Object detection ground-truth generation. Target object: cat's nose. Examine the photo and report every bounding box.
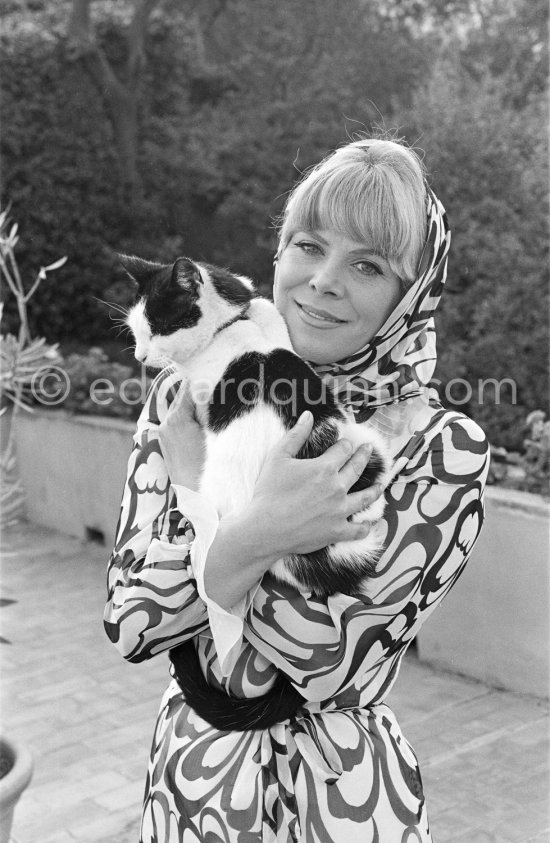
[134,348,147,363]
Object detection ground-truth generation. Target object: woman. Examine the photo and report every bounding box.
[104,138,489,842]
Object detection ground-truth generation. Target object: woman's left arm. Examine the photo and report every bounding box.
[243,414,490,703]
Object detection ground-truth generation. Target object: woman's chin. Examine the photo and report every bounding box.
[282,311,354,364]
[288,338,334,365]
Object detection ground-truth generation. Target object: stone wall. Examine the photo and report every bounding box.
[14,410,550,697]
[14,410,134,551]
[417,486,549,698]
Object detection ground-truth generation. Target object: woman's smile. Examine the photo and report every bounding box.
[295,300,348,325]
[273,228,402,363]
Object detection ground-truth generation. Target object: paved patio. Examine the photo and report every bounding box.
[1,521,548,843]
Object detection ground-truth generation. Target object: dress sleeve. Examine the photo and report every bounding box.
[243,414,490,704]
[103,370,210,662]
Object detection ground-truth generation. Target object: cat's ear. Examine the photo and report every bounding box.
[172,257,203,292]
[118,254,167,291]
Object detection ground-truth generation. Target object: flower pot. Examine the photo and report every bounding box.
[0,735,33,843]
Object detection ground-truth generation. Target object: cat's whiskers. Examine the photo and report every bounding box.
[93,296,130,318]
[93,297,134,339]
[111,320,132,339]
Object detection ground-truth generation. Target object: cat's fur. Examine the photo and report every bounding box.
[123,254,391,597]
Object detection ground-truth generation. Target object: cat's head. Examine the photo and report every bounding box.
[120,255,255,369]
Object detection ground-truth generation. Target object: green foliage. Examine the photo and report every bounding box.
[0,333,60,411]
[32,347,153,420]
[0,207,64,417]
[181,0,429,285]
[397,47,548,449]
[1,0,429,337]
[2,5,128,340]
[1,0,548,449]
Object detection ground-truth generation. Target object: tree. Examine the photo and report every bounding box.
[460,0,549,104]
[64,0,232,208]
[177,0,430,282]
[397,35,548,448]
[66,0,160,207]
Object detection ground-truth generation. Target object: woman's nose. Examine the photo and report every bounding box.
[308,264,344,297]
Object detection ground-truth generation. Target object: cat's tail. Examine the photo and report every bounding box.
[169,640,304,730]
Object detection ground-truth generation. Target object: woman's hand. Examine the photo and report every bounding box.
[158,384,205,491]
[247,410,383,560]
[203,411,383,609]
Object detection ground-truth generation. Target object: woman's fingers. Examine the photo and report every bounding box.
[338,442,373,489]
[171,383,193,414]
[164,383,199,427]
[345,484,384,519]
[276,410,315,457]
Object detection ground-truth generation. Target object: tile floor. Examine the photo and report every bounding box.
[1,523,548,842]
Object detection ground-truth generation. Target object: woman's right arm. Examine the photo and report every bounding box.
[104,370,210,662]
[105,380,376,663]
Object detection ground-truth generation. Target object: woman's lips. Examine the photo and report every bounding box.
[296,301,347,325]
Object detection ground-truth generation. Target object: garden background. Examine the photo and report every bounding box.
[1,0,548,449]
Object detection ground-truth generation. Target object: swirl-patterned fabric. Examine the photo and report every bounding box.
[104,370,489,842]
[104,186,490,840]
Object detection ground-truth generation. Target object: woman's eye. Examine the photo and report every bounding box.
[354,260,382,276]
[294,240,322,255]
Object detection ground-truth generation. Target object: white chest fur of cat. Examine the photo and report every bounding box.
[123,254,390,597]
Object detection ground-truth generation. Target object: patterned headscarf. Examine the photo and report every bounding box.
[311,189,450,424]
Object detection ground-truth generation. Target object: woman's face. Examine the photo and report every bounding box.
[273,229,403,364]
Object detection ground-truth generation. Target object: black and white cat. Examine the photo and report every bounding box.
[122,254,391,597]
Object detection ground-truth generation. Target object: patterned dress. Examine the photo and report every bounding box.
[104,370,488,843]
[104,190,490,841]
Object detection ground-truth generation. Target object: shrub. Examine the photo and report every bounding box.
[31,347,153,420]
